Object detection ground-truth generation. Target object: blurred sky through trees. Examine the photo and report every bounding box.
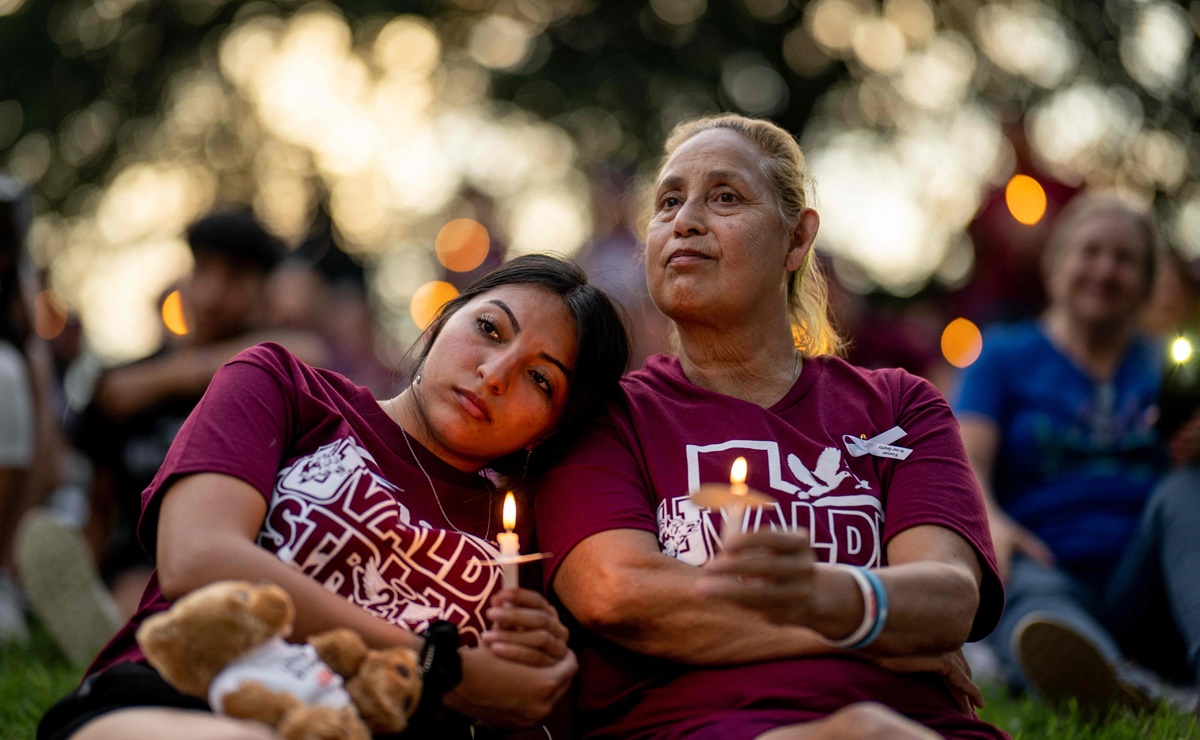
[0,0,1197,363]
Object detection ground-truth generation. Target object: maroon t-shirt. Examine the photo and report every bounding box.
[88,343,526,675]
[535,354,1005,740]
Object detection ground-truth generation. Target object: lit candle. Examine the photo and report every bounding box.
[497,492,520,590]
[1173,337,1193,366]
[725,456,749,540]
[688,457,772,543]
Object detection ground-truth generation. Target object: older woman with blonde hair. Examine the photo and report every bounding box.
[535,114,1005,739]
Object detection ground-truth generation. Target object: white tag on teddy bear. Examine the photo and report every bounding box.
[208,636,352,714]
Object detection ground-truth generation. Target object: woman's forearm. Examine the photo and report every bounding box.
[555,530,839,665]
[850,561,979,656]
[862,524,983,656]
[156,473,423,652]
[158,530,423,651]
[563,527,983,664]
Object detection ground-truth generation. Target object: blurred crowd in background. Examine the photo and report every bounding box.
[2,0,1200,702]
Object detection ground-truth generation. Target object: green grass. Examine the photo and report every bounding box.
[3,626,1197,739]
[977,684,1200,738]
[1,623,84,740]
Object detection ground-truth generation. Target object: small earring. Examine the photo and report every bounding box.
[522,448,533,479]
[413,372,422,385]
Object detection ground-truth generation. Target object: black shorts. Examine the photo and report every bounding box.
[38,662,209,740]
[37,661,471,740]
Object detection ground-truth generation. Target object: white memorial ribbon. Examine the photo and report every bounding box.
[842,426,913,460]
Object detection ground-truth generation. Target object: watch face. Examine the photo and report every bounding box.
[421,620,463,691]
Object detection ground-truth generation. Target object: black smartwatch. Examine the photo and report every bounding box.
[419,620,463,703]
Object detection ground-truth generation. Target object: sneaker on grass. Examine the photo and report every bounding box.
[15,509,123,667]
[1012,612,1157,716]
[0,569,29,643]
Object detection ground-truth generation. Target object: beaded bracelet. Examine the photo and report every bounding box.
[823,564,888,650]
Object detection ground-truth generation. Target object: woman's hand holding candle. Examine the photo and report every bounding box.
[482,491,573,667]
[481,589,572,667]
[694,458,855,630]
[699,527,822,625]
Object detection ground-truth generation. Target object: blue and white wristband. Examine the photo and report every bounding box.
[824,564,889,651]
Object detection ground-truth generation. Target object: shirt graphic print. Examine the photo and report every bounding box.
[262,436,503,644]
[656,437,883,567]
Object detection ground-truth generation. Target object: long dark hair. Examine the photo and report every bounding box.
[414,253,631,487]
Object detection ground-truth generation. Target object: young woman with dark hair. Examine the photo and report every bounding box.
[39,253,631,740]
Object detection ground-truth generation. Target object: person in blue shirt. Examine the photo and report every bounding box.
[955,196,1200,713]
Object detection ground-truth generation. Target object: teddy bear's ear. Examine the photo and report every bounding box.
[136,612,209,698]
[136,610,174,663]
[250,584,294,637]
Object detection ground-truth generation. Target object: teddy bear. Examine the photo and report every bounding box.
[136,580,423,740]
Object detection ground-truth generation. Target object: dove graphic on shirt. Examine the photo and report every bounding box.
[659,516,699,558]
[355,556,392,606]
[787,447,852,499]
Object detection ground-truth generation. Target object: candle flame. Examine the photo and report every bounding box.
[502,491,516,531]
[1173,337,1192,364]
[730,457,747,489]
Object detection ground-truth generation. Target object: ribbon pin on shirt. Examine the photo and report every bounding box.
[842,426,913,460]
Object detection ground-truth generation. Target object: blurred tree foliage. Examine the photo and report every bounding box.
[2,0,1198,215]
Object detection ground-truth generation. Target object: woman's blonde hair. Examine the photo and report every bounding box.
[655,113,844,357]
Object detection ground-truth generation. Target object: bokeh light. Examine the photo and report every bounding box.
[13,6,595,362]
[435,219,491,272]
[941,318,982,368]
[468,15,535,71]
[721,53,789,116]
[10,0,1200,363]
[161,290,188,336]
[1004,175,1047,226]
[1176,193,1200,260]
[373,16,441,75]
[807,0,864,55]
[410,280,459,331]
[853,17,907,73]
[975,2,1078,88]
[651,0,707,26]
[1119,2,1192,97]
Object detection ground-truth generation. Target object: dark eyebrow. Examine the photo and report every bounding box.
[489,298,573,381]
[540,352,573,380]
[488,299,573,380]
[486,299,520,332]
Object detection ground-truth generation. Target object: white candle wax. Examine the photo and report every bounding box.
[497,531,519,590]
[723,501,746,544]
